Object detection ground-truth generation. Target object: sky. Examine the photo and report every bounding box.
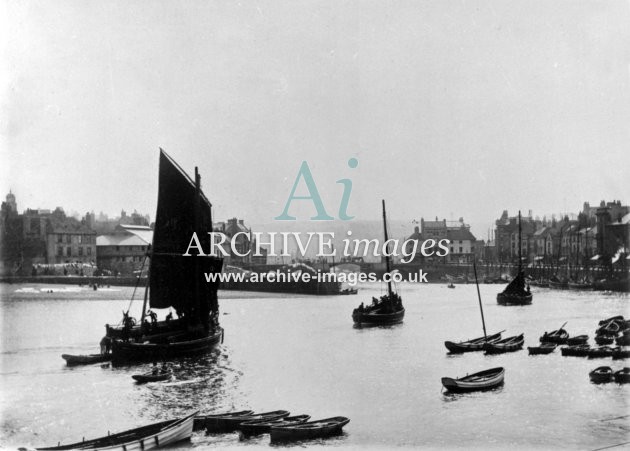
[2,0,629,239]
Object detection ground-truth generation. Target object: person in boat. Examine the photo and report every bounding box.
[148,310,158,324]
[358,302,364,312]
[165,311,173,322]
[142,318,151,334]
[152,362,159,375]
[160,362,170,374]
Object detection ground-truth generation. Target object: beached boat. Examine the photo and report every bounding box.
[528,343,557,355]
[612,348,630,360]
[444,332,503,354]
[587,346,615,359]
[441,367,505,392]
[270,417,350,442]
[566,335,589,346]
[589,366,613,384]
[193,410,253,431]
[37,411,196,450]
[613,368,630,384]
[61,354,111,366]
[239,415,311,437]
[107,150,224,364]
[352,200,404,327]
[205,410,290,433]
[539,324,569,344]
[484,334,524,354]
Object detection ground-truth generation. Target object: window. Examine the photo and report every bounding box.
[78,235,82,244]
[78,247,83,256]
[66,235,71,244]
[87,247,92,256]
[116,246,120,252]
[58,234,63,243]
[66,246,71,256]
[459,246,463,253]
[57,246,63,256]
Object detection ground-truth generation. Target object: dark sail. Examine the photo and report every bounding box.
[150,149,222,325]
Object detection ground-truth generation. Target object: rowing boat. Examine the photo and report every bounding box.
[131,370,171,383]
[193,410,253,431]
[205,410,290,433]
[613,367,630,384]
[589,366,612,384]
[444,332,502,354]
[270,417,350,442]
[37,411,196,450]
[528,343,557,355]
[441,367,505,392]
[240,415,310,437]
[484,334,524,354]
[61,354,111,366]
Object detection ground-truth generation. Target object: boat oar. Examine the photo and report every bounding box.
[559,321,567,331]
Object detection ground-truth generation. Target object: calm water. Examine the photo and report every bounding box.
[1,281,629,450]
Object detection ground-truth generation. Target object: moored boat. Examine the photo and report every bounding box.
[441,367,505,392]
[61,354,111,366]
[612,348,630,360]
[270,417,350,443]
[613,367,630,384]
[193,410,254,431]
[37,411,196,450]
[528,343,557,355]
[566,335,589,346]
[484,334,524,354]
[561,344,590,357]
[205,410,290,433]
[589,366,613,384]
[444,332,502,354]
[240,415,311,437]
[587,346,615,359]
[595,335,616,346]
[497,212,532,306]
[352,200,404,327]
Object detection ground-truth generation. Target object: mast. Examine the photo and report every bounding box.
[194,166,201,325]
[518,210,522,273]
[382,199,393,297]
[473,259,487,341]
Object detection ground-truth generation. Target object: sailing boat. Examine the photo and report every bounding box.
[107,150,224,363]
[497,211,532,305]
[352,200,405,326]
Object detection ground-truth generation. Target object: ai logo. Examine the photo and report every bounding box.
[274,158,358,221]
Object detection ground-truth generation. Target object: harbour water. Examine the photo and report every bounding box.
[1,281,628,449]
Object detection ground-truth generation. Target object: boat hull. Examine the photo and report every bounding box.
[111,327,223,364]
[37,412,196,450]
[528,344,556,355]
[484,335,524,354]
[496,292,532,306]
[352,308,405,326]
[240,415,311,436]
[589,367,613,384]
[441,367,505,392]
[193,411,254,431]
[61,354,111,366]
[444,332,503,353]
[205,411,290,433]
[270,417,350,443]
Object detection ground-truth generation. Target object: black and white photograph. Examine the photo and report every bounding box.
[1,1,629,449]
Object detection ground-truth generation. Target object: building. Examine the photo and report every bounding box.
[406,216,478,263]
[212,218,267,266]
[494,210,539,263]
[46,208,97,264]
[96,224,152,275]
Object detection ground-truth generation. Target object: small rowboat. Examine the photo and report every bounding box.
[561,344,590,357]
[484,334,524,354]
[528,343,557,355]
[595,335,616,346]
[61,354,111,366]
[540,328,569,344]
[567,335,589,346]
[441,367,505,393]
[132,370,172,383]
[205,410,290,433]
[193,410,254,431]
[270,417,350,443]
[240,415,311,437]
[612,348,630,360]
[589,366,613,384]
[587,346,615,359]
[444,332,503,354]
[613,367,630,384]
[37,411,196,450]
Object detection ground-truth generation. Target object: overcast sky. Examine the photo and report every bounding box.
[2,0,629,238]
